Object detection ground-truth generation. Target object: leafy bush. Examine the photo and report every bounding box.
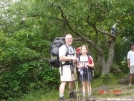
[0,32,60,100]
[100,73,114,84]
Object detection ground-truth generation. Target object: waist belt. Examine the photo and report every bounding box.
[61,61,74,75]
[62,61,71,65]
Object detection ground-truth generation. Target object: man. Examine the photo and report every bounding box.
[127,43,134,86]
[59,34,76,101]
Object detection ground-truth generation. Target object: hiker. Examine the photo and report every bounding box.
[76,45,94,101]
[59,34,76,101]
[127,43,134,86]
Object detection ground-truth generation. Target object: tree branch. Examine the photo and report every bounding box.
[96,28,116,38]
[58,6,103,55]
[87,14,94,27]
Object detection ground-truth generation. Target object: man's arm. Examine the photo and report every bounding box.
[59,45,76,61]
[59,56,76,61]
[127,59,130,68]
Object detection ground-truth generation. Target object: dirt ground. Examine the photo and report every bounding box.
[62,85,134,101]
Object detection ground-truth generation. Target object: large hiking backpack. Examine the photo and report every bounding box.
[49,37,65,69]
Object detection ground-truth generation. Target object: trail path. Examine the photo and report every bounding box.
[53,85,134,101]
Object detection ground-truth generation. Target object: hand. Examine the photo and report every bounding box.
[128,65,130,68]
[79,64,84,68]
[71,56,76,61]
[85,62,90,66]
[73,60,76,63]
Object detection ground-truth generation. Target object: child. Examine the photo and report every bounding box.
[76,45,94,101]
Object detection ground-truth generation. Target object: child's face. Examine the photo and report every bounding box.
[81,46,87,55]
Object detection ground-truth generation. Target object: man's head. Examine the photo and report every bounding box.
[130,43,134,50]
[65,34,73,46]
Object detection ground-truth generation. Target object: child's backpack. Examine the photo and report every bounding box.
[49,37,65,69]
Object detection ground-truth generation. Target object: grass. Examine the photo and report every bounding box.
[92,72,128,88]
[16,72,129,101]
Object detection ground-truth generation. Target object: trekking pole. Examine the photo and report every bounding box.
[92,70,94,76]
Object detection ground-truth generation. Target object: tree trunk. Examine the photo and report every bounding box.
[102,39,116,75]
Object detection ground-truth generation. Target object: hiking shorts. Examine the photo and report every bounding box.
[59,65,75,81]
[130,65,134,74]
[79,71,92,82]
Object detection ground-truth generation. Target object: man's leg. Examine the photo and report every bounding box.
[59,81,67,100]
[69,81,76,99]
[129,74,133,86]
[69,81,75,91]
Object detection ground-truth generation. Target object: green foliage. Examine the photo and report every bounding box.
[100,73,114,84]
[93,63,102,78]
[0,30,59,100]
[120,60,129,73]
[0,0,134,100]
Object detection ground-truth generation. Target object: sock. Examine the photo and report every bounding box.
[88,92,91,97]
[82,92,85,97]
[59,94,64,98]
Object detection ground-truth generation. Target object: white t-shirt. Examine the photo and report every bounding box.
[59,45,75,56]
[127,50,134,66]
[59,45,75,63]
[78,55,93,67]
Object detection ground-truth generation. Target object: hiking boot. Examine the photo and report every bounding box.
[69,91,76,99]
[128,83,132,86]
[88,96,95,101]
[82,96,87,101]
[59,96,65,101]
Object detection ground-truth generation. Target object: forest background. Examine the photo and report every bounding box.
[0,0,134,100]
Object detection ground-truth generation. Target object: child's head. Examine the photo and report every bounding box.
[80,45,89,55]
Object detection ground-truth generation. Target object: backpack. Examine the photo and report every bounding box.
[49,37,75,71]
[49,37,65,69]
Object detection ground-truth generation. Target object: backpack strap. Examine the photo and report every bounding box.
[87,55,94,76]
[60,44,69,76]
[65,44,69,56]
[65,44,75,56]
[60,45,75,75]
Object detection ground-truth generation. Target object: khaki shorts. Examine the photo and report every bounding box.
[59,65,75,81]
[130,65,134,74]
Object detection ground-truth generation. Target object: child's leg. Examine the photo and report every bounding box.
[87,82,91,97]
[82,81,86,97]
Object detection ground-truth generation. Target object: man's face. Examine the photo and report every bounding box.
[65,35,73,45]
[131,45,134,50]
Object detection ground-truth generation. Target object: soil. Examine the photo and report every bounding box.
[61,84,134,101]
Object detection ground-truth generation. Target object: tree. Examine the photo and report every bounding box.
[39,0,134,75]
[0,0,134,99]
[0,0,60,99]
[38,0,119,75]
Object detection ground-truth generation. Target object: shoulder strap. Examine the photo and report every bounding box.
[87,55,92,64]
[77,54,81,61]
[64,44,69,56]
[64,45,75,56]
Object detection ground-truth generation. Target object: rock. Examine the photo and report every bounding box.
[118,79,129,84]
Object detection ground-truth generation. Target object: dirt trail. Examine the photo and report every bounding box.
[61,85,134,101]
